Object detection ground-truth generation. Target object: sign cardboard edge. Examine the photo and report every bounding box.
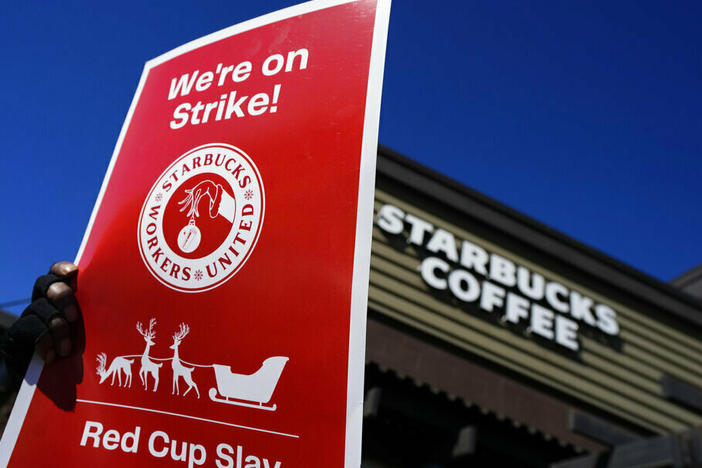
[344,0,391,466]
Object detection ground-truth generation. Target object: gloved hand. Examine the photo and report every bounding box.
[0,262,79,386]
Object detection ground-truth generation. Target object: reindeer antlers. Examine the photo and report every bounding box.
[172,323,190,342]
[136,318,157,338]
[136,320,190,342]
[96,353,107,375]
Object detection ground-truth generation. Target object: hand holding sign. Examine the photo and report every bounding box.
[1,262,80,387]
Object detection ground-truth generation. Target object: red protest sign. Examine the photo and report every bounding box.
[0,1,390,466]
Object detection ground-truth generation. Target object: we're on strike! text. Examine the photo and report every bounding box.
[168,49,309,129]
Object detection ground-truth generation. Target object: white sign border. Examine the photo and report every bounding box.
[0,1,390,466]
[345,0,391,467]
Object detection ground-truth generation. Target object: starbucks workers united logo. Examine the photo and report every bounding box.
[138,143,265,292]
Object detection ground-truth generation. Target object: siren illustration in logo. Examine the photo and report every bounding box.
[138,143,264,292]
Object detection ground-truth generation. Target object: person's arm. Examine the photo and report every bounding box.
[0,262,79,391]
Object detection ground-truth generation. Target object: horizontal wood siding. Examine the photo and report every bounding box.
[369,189,702,434]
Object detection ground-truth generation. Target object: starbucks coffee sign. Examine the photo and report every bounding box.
[376,204,620,352]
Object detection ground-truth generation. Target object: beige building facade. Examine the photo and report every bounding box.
[361,147,702,468]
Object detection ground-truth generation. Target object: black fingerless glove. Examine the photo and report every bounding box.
[0,273,67,389]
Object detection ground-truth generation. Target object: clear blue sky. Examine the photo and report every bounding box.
[1,1,700,313]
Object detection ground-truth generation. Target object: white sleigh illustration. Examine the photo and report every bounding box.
[208,356,289,411]
[97,320,289,411]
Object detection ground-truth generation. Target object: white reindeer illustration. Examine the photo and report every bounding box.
[170,323,200,398]
[137,318,162,391]
[96,353,134,387]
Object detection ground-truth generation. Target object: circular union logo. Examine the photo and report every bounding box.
[138,143,264,292]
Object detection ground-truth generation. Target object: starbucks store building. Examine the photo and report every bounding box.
[360,147,702,467]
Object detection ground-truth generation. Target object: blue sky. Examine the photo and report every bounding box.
[1,1,700,313]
